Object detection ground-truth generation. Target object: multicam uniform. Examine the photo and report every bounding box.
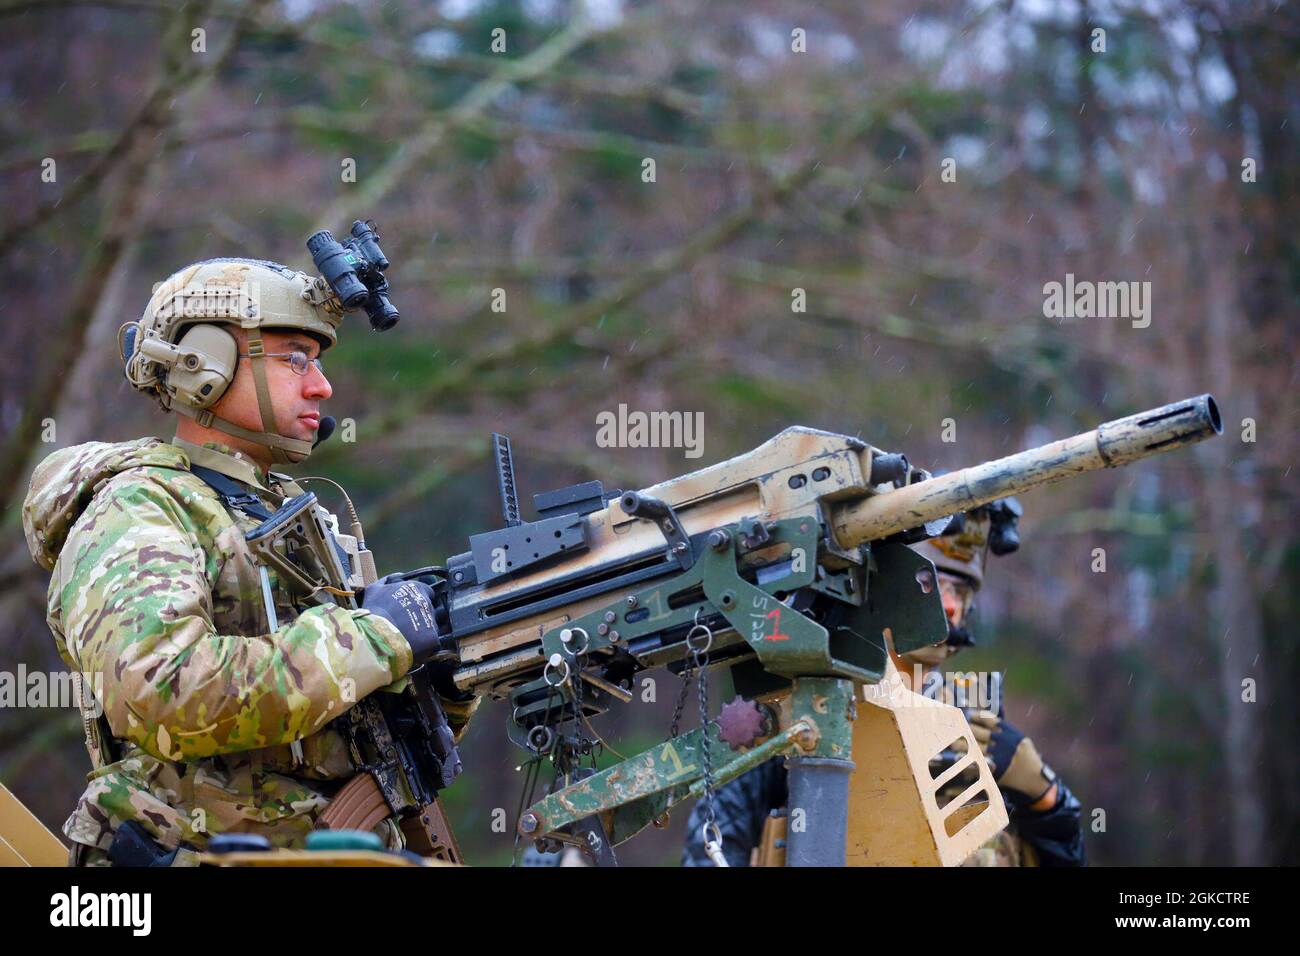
[22,435,471,865]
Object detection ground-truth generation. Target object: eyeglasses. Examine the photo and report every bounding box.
[239,350,324,376]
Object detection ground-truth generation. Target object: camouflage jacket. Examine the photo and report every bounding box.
[23,436,428,858]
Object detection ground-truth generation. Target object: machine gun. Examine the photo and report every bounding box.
[389,393,1218,866]
[276,394,1218,865]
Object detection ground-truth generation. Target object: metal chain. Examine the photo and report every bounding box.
[686,617,725,864]
[568,652,603,771]
[693,638,715,832]
[669,670,692,739]
[570,651,584,739]
[671,610,710,738]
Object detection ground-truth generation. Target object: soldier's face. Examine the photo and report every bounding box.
[213,328,333,446]
[937,572,975,629]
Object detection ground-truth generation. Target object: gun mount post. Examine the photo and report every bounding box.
[786,756,855,866]
[781,677,857,867]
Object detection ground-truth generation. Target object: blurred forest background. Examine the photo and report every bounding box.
[0,0,1295,866]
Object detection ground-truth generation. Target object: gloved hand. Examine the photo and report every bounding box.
[967,710,1056,803]
[359,577,441,665]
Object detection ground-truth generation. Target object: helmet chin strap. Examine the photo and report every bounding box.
[171,402,314,464]
[170,320,314,465]
[243,322,303,465]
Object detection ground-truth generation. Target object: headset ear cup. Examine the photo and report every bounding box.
[171,324,238,408]
[118,321,151,390]
[118,322,139,365]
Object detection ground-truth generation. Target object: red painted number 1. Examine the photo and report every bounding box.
[765,607,791,641]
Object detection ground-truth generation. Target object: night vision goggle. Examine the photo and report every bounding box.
[306,219,400,332]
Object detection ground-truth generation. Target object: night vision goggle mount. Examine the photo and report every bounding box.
[306,219,400,332]
[940,496,1023,556]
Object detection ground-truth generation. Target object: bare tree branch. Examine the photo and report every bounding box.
[311,102,894,468]
[0,0,271,258]
[0,0,274,527]
[312,12,627,232]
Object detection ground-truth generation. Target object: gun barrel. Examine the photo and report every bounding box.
[832,394,1221,548]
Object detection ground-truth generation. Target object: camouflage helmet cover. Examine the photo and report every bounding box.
[139,258,342,358]
[910,497,1022,588]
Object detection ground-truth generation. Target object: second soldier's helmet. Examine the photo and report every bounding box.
[118,258,343,464]
[910,497,1023,589]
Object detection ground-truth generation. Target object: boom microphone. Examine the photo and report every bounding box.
[313,415,337,448]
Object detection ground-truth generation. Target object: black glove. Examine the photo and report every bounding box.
[967,710,1056,802]
[1014,777,1087,865]
[359,577,441,665]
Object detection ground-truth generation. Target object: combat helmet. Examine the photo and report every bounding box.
[911,497,1023,588]
[117,258,344,464]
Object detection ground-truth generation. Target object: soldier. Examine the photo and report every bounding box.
[906,499,1085,867]
[22,256,476,866]
[681,498,1086,867]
